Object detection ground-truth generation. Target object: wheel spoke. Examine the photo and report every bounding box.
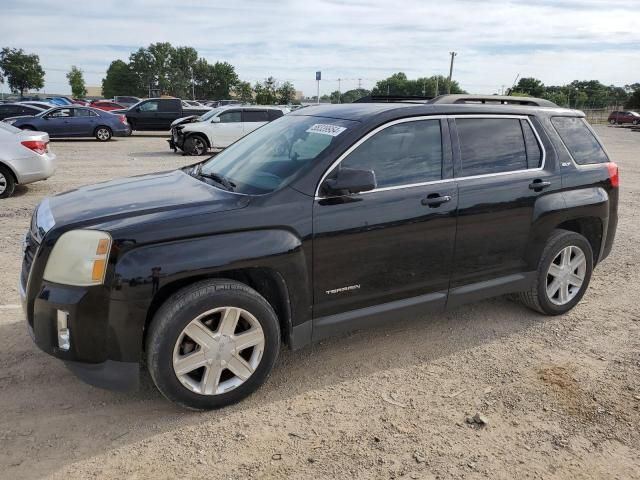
[233,328,264,351]
[201,363,222,395]
[548,263,563,277]
[218,307,241,335]
[558,282,570,303]
[570,251,586,270]
[174,350,208,375]
[547,278,561,298]
[226,354,254,380]
[183,320,217,349]
[560,247,571,267]
[568,273,583,287]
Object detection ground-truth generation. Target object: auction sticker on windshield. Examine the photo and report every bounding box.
[306,124,347,136]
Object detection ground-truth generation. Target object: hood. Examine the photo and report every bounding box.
[46,169,249,229]
[170,115,201,128]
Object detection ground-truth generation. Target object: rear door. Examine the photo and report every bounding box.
[242,109,270,136]
[67,107,97,136]
[448,115,560,301]
[213,109,243,147]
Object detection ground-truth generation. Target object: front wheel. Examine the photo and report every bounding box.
[183,135,208,156]
[146,279,281,410]
[633,119,639,125]
[519,229,593,315]
[95,126,112,141]
[0,165,16,199]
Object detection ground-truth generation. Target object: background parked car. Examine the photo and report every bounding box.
[114,98,210,131]
[0,103,47,120]
[46,97,73,106]
[113,96,141,108]
[0,122,55,198]
[170,106,285,155]
[18,101,56,110]
[90,100,126,112]
[4,106,131,141]
[608,111,640,125]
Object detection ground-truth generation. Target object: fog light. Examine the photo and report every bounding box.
[57,310,70,351]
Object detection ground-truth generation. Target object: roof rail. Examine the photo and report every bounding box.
[428,94,558,108]
[353,95,432,104]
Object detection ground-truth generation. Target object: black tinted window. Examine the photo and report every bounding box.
[268,109,284,121]
[551,117,608,165]
[139,101,159,112]
[456,118,527,176]
[340,120,442,188]
[244,110,269,122]
[522,120,543,168]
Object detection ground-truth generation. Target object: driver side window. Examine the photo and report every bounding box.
[48,108,72,118]
[339,119,443,188]
[140,101,159,112]
[219,111,242,123]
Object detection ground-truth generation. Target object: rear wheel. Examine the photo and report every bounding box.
[0,165,16,199]
[519,229,593,315]
[184,135,208,156]
[95,126,112,141]
[146,279,281,410]
[633,119,639,125]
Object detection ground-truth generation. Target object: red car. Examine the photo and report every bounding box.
[90,100,125,112]
[608,110,640,125]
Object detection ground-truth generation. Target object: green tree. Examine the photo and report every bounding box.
[66,65,87,98]
[625,84,640,109]
[169,46,198,98]
[372,73,464,97]
[102,60,141,98]
[233,81,254,103]
[129,47,155,97]
[0,47,45,95]
[254,77,278,104]
[340,88,370,103]
[277,81,296,104]
[514,77,545,97]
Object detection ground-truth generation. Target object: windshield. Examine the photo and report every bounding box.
[199,107,225,121]
[200,115,356,194]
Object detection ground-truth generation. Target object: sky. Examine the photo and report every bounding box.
[1,0,638,97]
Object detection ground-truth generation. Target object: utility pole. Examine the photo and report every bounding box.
[358,78,362,90]
[191,68,195,100]
[447,51,457,94]
[434,76,439,97]
[316,71,321,104]
[338,78,341,103]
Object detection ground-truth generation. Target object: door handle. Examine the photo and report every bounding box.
[529,179,551,191]
[421,194,452,207]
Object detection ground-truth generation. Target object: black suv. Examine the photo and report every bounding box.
[20,95,618,409]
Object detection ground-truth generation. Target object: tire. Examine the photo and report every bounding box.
[95,126,112,141]
[183,134,208,156]
[633,120,639,126]
[609,119,616,125]
[519,229,593,315]
[0,165,16,199]
[146,279,281,410]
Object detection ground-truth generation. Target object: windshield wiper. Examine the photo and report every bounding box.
[191,164,236,191]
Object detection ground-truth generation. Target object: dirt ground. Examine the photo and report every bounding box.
[0,127,639,480]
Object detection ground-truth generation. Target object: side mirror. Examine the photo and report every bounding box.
[211,117,221,123]
[321,168,377,196]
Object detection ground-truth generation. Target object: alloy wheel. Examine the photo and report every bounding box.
[191,137,205,155]
[0,172,6,195]
[97,128,111,140]
[172,307,265,395]
[546,245,586,306]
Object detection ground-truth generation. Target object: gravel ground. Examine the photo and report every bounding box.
[0,127,639,480]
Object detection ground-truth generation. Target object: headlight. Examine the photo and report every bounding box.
[43,230,112,286]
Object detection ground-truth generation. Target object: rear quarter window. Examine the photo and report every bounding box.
[551,117,608,165]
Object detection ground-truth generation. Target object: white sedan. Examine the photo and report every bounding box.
[0,122,56,198]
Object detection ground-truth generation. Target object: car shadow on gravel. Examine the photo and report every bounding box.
[0,296,541,478]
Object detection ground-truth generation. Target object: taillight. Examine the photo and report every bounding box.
[119,115,127,124]
[607,162,619,188]
[21,140,48,155]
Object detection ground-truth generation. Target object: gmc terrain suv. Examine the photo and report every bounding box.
[20,95,618,410]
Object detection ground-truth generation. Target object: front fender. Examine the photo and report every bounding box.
[107,229,311,360]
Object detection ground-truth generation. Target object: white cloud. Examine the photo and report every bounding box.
[1,0,638,96]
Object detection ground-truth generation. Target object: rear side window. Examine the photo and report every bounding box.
[551,117,608,165]
[521,120,543,168]
[244,110,269,122]
[340,119,442,188]
[456,118,527,176]
[268,109,284,121]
